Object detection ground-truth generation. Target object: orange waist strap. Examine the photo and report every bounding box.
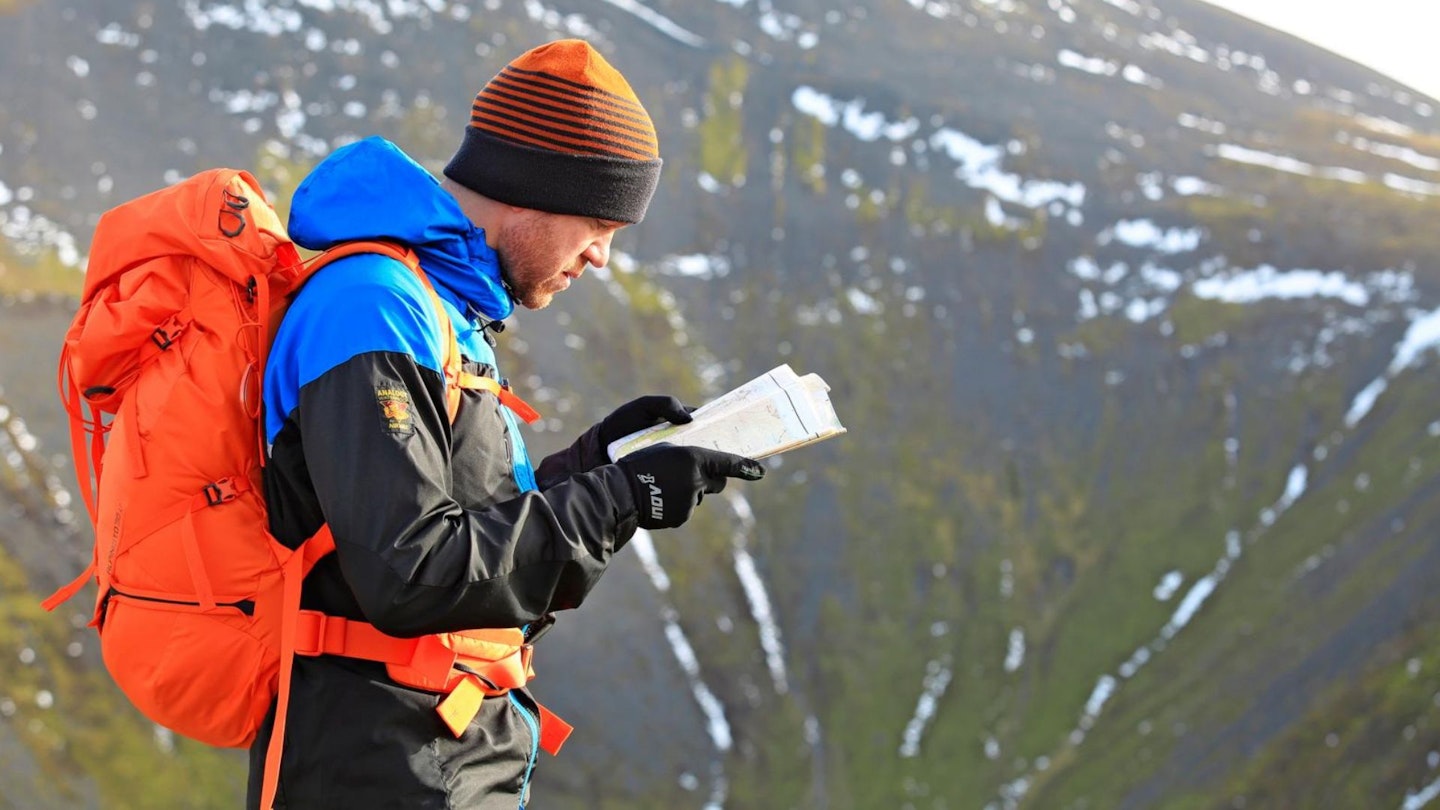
[293,610,571,754]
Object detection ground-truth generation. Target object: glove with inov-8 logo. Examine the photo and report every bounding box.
[617,443,765,530]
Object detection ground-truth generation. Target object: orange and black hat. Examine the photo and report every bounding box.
[443,39,662,224]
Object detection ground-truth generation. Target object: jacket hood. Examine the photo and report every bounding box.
[288,136,514,322]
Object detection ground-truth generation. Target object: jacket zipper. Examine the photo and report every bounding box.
[508,692,541,810]
[107,587,255,616]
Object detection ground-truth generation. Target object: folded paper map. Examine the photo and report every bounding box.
[606,364,847,462]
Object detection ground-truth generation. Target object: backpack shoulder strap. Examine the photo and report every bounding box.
[304,239,416,275]
[304,242,538,425]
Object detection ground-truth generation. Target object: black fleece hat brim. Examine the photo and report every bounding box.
[443,128,662,225]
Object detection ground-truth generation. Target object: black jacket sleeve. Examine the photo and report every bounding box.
[297,349,639,637]
[534,423,608,489]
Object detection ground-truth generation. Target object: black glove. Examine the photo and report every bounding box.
[598,395,695,447]
[616,443,764,530]
[536,395,696,486]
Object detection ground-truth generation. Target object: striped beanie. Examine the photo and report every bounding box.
[444,39,662,224]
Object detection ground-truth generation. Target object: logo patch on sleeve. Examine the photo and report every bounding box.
[376,387,414,435]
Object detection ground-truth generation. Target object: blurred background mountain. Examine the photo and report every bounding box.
[2,0,1439,808]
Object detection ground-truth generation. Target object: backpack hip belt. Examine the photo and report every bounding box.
[291,611,572,752]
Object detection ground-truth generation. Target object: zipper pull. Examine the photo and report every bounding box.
[474,311,504,347]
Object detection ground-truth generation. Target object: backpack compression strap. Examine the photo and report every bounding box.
[260,524,337,810]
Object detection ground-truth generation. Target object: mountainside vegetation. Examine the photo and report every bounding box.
[2,0,1440,807]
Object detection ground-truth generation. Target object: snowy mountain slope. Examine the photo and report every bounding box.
[1,0,1439,807]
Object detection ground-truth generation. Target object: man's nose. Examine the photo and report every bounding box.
[583,235,611,269]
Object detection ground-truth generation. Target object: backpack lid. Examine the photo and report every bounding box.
[83,169,299,301]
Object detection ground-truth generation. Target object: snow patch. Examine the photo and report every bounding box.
[899,657,953,757]
[598,0,706,47]
[1153,570,1183,601]
[1003,628,1026,673]
[1192,267,1369,307]
[1101,219,1203,254]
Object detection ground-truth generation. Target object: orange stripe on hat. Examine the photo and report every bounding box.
[498,66,650,119]
[468,61,659,160]
[443,39,663,223]
[469,97,659,160]
[484,71,656,134]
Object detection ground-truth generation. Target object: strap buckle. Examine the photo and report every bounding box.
[150,315,186,351]
[294,611,325,656]
[203,478,239,506]
[151,325,176,350]
[293,611,350,657]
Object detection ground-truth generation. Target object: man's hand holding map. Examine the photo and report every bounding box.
[606,364,847,462]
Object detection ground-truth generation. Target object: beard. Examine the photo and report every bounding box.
[496,215,575,310]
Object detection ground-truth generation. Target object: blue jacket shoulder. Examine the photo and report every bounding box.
[263,253,444,443]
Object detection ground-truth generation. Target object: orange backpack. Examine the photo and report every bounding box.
[44,169,566,810]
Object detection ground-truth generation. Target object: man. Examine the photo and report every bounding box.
[249,39,764,809]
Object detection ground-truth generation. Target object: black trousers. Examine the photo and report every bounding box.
[247,656,537,810]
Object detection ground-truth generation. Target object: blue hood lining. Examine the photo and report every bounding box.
[287,136,514,324]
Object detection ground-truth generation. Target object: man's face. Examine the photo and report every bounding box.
[495,209,623,310]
